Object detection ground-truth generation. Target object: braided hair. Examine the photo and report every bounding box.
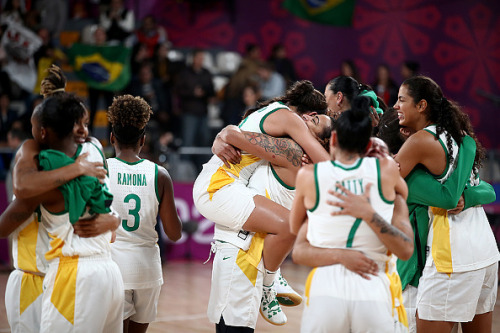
[40,64,66,98]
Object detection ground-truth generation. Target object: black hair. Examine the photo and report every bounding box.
[37,94,85,139]
[403,75,485,172]
[335,96,372,154]
[243,80,327,119]
[107,95,152,147]
[377,107,405,155]
[327,76,361,105]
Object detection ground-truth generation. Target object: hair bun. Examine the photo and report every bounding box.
[350,96,371,121]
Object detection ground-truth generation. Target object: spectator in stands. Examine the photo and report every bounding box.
[257,61,286,100]
[372,63,398,107]
[130,42,151,75]
[0,93,19,144]
[0,0,25,25]
[128,62,168,130]
[35,0,67,44]
[132,15,168,59]
[340,59,361,83]
[268,43,297,87]
[400,60,420,81]
[87,26,114,133]
[99,0,134,44]
[175,49,215,149]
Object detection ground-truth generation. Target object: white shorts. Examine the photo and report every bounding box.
[207,241,264,329]
[40,254,124,333]
[123,286,161,323]
[417,262,498,322]
[193,176,258,231]
[5,269,44,333]
[402,285,418,333]
[302,265,406,333]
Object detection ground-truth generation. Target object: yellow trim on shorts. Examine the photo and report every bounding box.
[304,268,317,306]
[430,207,453,273]
[45,235,65,261]
[20,273,43,315]
[207,155,261,200]
[385,265,408,328]
[17,216,40,273]
[51,256,79,325]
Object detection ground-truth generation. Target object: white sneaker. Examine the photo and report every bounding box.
[275,272,302,306]
[260,284,287,325]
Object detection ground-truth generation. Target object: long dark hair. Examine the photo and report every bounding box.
[327,76,361,106]
[242,80,327,119]
[403,75,485,172]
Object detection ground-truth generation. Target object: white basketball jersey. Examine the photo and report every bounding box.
[108,157,163,289]
[248,162,295,210]
[42,142,113,261]
[307,157,394,262]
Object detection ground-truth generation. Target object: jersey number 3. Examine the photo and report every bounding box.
[122,194,141,231]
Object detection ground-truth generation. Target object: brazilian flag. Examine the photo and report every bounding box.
[283,0,356,26]
[67,43,132,91]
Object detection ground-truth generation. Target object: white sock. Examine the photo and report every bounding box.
[263,269,277,287]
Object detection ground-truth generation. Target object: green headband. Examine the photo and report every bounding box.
[359,90,384,115]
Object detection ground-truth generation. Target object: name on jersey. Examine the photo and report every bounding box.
[335,179,364,195]
[117,172,147,186]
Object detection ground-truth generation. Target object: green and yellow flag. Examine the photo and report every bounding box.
[67,43,132,91]
[283,0,356,26]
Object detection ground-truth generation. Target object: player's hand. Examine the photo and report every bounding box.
[370,107,380,128]
[327,183,375,222]
[301,153,312,166]
[212,133,241,168]
[338,249,378,279]
[448,195,465,215]
[75,152,107,182]
[73,212,120,238]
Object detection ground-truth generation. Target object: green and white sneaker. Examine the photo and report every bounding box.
[260,284,287,326]
[275,272,302,307]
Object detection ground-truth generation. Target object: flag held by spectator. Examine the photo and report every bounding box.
[283,0,356,26]
[67,43,132,91]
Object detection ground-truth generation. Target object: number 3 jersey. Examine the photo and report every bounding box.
[108,157,163,289]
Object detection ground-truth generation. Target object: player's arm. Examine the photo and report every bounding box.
[292,221,379,280]
[157,165,182,242]
[13,139,107,199]
[73,211,120,238]
[328,182,414,261]
[405,135,476,209]
[216,125,304,169]
[289,164,314,235]
[394,130,444,178]
[0,196,43,237]
[264,109,330,163]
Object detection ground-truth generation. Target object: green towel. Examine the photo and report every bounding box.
[38,148,113,224]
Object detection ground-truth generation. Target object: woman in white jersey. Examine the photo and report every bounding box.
[9,94,124,332]
[206,113,333,331]
[193,81,330,324]
[290,96,414,332]
[107,95,182,333]
[393,76,500,333]
[1,68,115,333]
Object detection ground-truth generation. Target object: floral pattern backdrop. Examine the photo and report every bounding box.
[126,0,500,148]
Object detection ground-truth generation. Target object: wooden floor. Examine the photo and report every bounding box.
[1,260,500,332]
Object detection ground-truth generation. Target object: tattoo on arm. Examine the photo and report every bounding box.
[371,213,412,244]
[243,132,303,167]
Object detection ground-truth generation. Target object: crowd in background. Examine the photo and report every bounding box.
[0,0,423,178]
